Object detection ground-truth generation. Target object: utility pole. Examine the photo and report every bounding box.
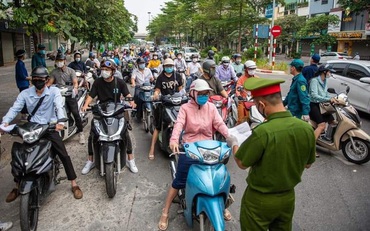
[269,0,275,65]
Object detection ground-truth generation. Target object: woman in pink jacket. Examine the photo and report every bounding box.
[158,79,231,230]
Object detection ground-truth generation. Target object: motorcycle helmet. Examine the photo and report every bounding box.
[31,66,49,78]
[55,52,66,60]
[136,57,145,64]
[221,56,230,63]
[207,50,215,58]
[100,59,117,72]
[202,60,216,74]
[234,53,242,59]
[244,60,257,69]
[317,64,336,74]
[189,79,213,92]
[163,53,170,60]
[191,54,199,59]
[74,51,82,58]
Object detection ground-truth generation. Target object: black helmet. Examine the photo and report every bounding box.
[31,66,49,78]
[55,52,66,60]
[191,54,199,59]
[15,49,26,57]
[207,50,215,58]
[74,51,82,58]
[136,57,145,64]
[163,53,170,59]
[317,64,336,74]
[202,60,216,74]
[233,53,242,59]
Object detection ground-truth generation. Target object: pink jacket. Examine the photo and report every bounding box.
[170,99,229,144]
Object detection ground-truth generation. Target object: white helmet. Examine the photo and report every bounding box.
[189,79,213,92]
[163,58,174,66]
[244,60,257,69]
[221,56,230,63]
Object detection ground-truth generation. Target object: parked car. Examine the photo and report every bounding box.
[319,52,353,63]
[324,60,370,113]
[181,47,201,62]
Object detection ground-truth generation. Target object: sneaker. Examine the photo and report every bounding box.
[5,188,19,203]
[81,160,95,175]
[126,159,138,173]
[79,133,85,144]
[0,221,13,231]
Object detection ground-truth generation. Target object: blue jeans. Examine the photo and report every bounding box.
[172,154,199,189]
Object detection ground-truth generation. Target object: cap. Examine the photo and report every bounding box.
[37,44,46,49]
[289,59,304,69]
[163,58,174,66]
[15,49,26,57]
[311,54,320,63]
[244,77,285,97]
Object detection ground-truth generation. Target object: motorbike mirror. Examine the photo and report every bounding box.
[327,88,336,94]
[346,86,350,94]
[236,73,242,77]
[57,118,68,123]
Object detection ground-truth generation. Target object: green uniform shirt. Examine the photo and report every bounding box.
[283,72,310,118]
[235,111,315,193]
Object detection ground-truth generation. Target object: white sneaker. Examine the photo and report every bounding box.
[0,221,13,231]
[81,160,95,175]
[79,133,85,144]
[126,159,138,173]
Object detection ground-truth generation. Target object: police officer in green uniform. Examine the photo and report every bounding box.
[283,59,310,122]
[226,77,316,231]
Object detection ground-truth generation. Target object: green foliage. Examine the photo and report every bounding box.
[337,0,370,13]
[243,47,263,59]
[275,14,306,47]
[256,58,288,71]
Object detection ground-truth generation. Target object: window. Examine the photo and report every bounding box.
[347,64,368,80]
[331,63,347,76]
[322,0,328,4]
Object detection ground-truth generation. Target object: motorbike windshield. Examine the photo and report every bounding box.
[183,140,231,165]
[98,102,126,117]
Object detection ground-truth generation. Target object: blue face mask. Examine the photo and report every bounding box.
[196,95,209,106]
[139,64,145,69]
[39,50,46,55]
[164,67,173,73]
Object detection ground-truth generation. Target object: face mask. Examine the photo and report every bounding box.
[153,56,158,60]
[101,70,112,79]
[177,56,182,59]
[223,63,229,68]
[235,59,241,64]
[39,50,46,55]
[56,61,64,68]
[192,58,198,62]
[196,95,209,106]
[139,64,145,69]
[76,58,81,62]
[256,101,266,118]
[248,70,256,76]
[164,67,173,73]
[32,79,46,90]
[209,69,216,78]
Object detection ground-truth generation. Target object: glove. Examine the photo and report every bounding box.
[301,115,310,122]
[226,134,238,148]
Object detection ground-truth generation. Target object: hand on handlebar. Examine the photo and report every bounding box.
[330,97,338,104]
[55,124,64,131]
[170,142,180,154]
[129,101,136,108]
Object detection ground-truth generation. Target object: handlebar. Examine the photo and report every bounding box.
[169,152,186,157]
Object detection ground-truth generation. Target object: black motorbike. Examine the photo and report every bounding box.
[138,83,154,133]
[121,60,135,83]
[90,101,132,198]
[9,120,66,231]
[156,92,188,155]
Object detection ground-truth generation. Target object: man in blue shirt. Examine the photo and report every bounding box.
[215,56,237,82]
[1,66,83,202]
[15,49,30,120]
[31,44,46,69]
[302,54,320,84]
[283,59,310,121]
[68,51,87,73]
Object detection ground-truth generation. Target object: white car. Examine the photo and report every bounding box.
[319,52,352,63]
[325,60,370,113]
[182,47,200,62]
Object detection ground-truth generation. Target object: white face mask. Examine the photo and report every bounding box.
[192,58,198,62]
[101,70,112,79]
[56,61,64,68]
[248,70,256,76]
[76,58,81,62]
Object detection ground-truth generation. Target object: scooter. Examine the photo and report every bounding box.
[169,140,235,231]
[138,83,154,133]
[235,86,265,128]
[89,101,133,197]
[121,60,135,83]
[311,87,370,164]
[58,85,89,141]
[8,120,66,231]
[75,70,94,91]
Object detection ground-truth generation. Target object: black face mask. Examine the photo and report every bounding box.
[32,79,46,90]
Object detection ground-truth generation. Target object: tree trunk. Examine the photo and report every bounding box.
[71,42,76,55]
[89,42,93,52]
[32,32,38,53]
[237,2,243,53]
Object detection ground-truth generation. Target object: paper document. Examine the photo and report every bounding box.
[0,124,16,133]
[228,122,252,146]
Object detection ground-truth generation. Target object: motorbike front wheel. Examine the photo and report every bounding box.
[20,187,39,231]
[199,213,215,231]
[105,162,118,198]
[342,138,370,164]
[143,109,149,133]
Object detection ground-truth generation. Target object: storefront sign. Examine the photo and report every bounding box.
[328,11,342,33]
[330,31,364,39]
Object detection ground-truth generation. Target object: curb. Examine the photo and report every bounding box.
[257,69,286,75]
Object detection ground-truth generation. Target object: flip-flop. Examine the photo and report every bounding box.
[223,208,232,221]
[158,211,169,231]
[148,154,155,160]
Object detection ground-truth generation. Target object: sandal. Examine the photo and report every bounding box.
[223,208,232,221]
[148,153,155,160]
[158,210,169,231]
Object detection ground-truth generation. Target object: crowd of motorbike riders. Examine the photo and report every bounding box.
[0,44,347,230]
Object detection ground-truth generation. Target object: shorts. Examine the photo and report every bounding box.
[172,154,199,190]
[309,102,334,124]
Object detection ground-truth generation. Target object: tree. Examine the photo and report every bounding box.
[337,0,370,13]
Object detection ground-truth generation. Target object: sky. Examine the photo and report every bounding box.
[124,0,170,34]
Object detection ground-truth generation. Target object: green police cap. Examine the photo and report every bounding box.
[289,59,304,68]
[244,77,285,97]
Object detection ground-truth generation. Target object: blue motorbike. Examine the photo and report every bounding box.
[138,82,154,133]
[170,140,234,231]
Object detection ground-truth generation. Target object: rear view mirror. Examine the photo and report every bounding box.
[346,86,350,94]
[58,118,68,123]
[327,88,336,94]
[359,77,370,84]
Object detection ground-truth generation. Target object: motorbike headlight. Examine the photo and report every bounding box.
[188,151,200,161]
[22,127,43,144]
[198,147,220,164]
[220,150,230,162]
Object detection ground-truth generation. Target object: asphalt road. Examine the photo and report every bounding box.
[0,70,369,231]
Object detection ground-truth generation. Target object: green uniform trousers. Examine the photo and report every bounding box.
[240,187,295,231]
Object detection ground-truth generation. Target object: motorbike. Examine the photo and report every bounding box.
[169,140,235,231]
[176,68,187,90]
[89,100,133,197]
[86,65,99,81]
[156,92,188,154]
[75,70,94,91]
[235,86,265,128]
[121,60,135,83]
[311,87,370,164]
[57,85,89,141]
[8,120,66,231]
[150,67,160,81]
[138,82,155,133]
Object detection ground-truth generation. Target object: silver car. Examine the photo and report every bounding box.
[325,60,370,113]
[182,47,200,62]
[319,52,352,63]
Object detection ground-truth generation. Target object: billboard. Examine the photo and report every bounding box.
[328,11,342,33]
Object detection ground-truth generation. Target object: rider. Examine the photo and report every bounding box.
[173,51,187,72]
[199,60,228,98]
[68,51,87,73]
[123,51,133,62]
[2,66,83,201]
[147,52,161,69]
[185,54,203,91]
[157,79,232,231]
[203,50,215,62]
[215,56,237,82]
[49,52,85,144]
[148,58,183,160]
[131,57,154,121]
[231,53,244,77]
[81,59,138,174]
[235,60,259,124]
[85,52,98,69]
